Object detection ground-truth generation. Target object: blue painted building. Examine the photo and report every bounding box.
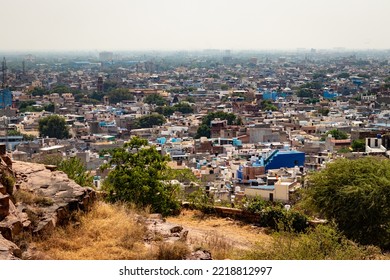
[237,150,305,180]
[262,90,288,101]
[0,89,12,109]
[265,150,305,171]
[323,90,339,99]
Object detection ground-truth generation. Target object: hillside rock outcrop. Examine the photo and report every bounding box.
[0,159,96,260]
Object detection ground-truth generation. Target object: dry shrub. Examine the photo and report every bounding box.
[14,190,53,206]
[33,201,149,260]
[190,230,236,260]
[154,241,190,260]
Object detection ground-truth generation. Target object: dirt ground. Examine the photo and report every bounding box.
[167,209,272,254]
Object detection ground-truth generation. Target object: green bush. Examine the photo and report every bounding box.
[245,224,382,260]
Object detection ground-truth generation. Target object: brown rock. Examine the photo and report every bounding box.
[1,155,13,168]
[185,250,212,260]
[0,184,6,195]
[0,194,10,220]
[170,225,183,233]
[0,216,23,241]
[0,234,21,260]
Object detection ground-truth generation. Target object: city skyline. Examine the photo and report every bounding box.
[1,0,390,52]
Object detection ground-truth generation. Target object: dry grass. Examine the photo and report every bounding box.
[28,204,390,260]
[154,241,190,260]
[14,189,54,207]
[32,201,150,260]
[167,209,272,259]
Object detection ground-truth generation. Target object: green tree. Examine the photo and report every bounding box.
[107,88,134,104]
[155,102,194,117]
[102,137,181,216]
[7,130,35,141]
[195,112,242,139]
[44,103,55,112]
[165,168,199,184]
[38,115,70,139]
[58,157,93,188]
[29,87,48,96]
[351,139,365,152]
[195,124,211,138]
[144,94,167,106]
[220,84,229,90]
[318,108,330,116]
[134,113,166,128]
[184,96,195,103]
[261,100,278,111]
[303,157,390,249]
[297,88,313,98]
[324,129,348,140]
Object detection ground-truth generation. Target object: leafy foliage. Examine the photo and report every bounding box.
[18,101,55,113]
[101,137,181,216]
[260,100,278,111]
[29,87,48,96]
[318,108,330,116]
[165,168,199,184]
[58,157,93,188]
[195,124,211,138]
[324,129,348,140]
[246,224,382,260]
[351,139,365,152]
[186,188,214,213]
[304,157,390,249]
[155,102,194,116]
[38,115,70,139]
[144,94,167,106]
[7,129,35,141]
[133,113,166,128]
[196,112,242,138]
[241,196,308,233]
[107,88,134,104]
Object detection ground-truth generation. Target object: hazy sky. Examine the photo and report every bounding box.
[1,0,389,51]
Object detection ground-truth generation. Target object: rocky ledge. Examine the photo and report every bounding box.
[0,159,95,260]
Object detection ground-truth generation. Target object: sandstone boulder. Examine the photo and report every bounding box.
[0,234,21,260]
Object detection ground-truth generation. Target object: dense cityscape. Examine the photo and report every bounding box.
[1,47,390,261]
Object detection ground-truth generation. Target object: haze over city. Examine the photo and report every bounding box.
[1,0,390,52]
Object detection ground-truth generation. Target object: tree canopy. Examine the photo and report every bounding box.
[303,157,390,249]
[58,157,93,188]
[351,139,365,152]
[133,113,166,129]
[196,112,242,138]
[155,102,194,116]
[144,94,167,106]
[324,129,348,140]
[38,115,70,139]
[261,100,278,111]
[101,137,181,216]
[107,88,134,104]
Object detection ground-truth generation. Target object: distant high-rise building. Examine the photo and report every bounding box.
[0,89,13,109]
[99,51,114,61]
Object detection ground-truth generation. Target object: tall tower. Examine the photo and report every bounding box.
[97,76,104,93]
